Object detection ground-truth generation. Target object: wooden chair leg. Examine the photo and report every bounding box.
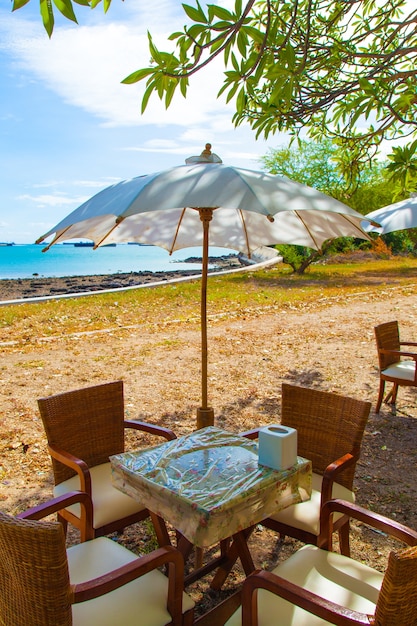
[195,547,204,569]
[384,383,398,414]
[338,520,351,557]
[390,383,399,405]
[376,379,385,412]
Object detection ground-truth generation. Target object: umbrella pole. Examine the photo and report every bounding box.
[197,208,215,430]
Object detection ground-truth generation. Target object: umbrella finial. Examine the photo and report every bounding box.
[185,144,222,164]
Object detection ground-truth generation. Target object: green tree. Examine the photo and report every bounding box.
[13,1,417,163]
[385,140,417,199]
[121,0,417,162]
[261,140,394,273]
[261,139,393,212]
[262,140,343,196]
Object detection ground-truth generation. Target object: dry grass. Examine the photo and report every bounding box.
[1,256,417,617]
[2,257,417,343]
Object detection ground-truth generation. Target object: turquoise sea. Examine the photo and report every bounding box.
[0,244,235,280]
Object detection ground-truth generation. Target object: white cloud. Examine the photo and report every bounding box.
[0,3,286,245]
[4,13,232,129]
[18,193,90,207]
[1,4,280,171]
[31,178,121,190]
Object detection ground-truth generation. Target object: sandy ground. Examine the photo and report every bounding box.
[0,274,416,617]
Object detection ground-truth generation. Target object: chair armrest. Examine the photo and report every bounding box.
[400,340,417,348]
[379,348,417,360]
[71,544,186,623]
[241,569,373,626]
[319,499,417,550]
[320,452,357,503]
[17,491,94,539]
[48,444,92,494]
[124,420,177,441]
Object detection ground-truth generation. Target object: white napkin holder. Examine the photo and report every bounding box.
[258,424,298,471]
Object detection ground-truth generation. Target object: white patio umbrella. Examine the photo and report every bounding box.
[36,155,376,428]
[363,193,417,234]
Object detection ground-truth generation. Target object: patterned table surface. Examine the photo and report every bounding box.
[111,426,312,548]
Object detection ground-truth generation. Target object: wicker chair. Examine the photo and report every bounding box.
[374,320,417,413]
[242,383,371,556]
[37,380,176,540]
[224,499,417,626]
[0,492,194,626]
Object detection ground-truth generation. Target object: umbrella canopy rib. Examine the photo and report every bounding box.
[340,213,374,237]
[237,209,252,258]
[42,225,73,251]
[169,208,188,255]
[293,211,320,250]
[94,216,125,249]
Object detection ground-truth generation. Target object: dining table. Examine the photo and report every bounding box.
[110,425,312,588]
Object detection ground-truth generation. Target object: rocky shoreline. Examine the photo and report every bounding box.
[0,255,242,302]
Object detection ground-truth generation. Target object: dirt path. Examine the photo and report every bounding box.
[1,282,416,615]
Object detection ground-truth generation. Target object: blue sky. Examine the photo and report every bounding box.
[0,1,288,244]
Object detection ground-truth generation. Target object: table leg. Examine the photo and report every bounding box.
[150,512,256,590]
[210,526,256,590]
[150,512,172,547]
[176,533,196,561]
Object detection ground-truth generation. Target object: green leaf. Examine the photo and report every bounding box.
[141,82,157,114]
[211,20,233,31]
[169,31,186,41]
[210,36,225,54]
[12,0,31,10]
[207,5,233,21]
[242,26,266,45]
[231,52,240,72]
[187,24,207,40]
[40,0,54,37]
[52,0,78,23]
[236,86,246,113]
[165,81,177,108]
[225,81,239,103]
[237,31,248,57]
[179,76,189,97]
[122,68,155,85]
[182,2,207,23]
[234,0,242,15]
[147,33,163,65]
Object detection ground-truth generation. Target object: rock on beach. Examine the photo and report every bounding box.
[0,255,241,302]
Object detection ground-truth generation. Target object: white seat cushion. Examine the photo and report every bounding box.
[54,462,146,528]
[226,544,383,625]
[266,473,354,535]
[69,537,194,626]
[382,360,416,381]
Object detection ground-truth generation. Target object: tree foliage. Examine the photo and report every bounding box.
[385,140,417,199]
[261,139,393,213]
[261,139,398,273]
[13,1,417,164]
[121,0,417,161]
[11,0,111,38]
